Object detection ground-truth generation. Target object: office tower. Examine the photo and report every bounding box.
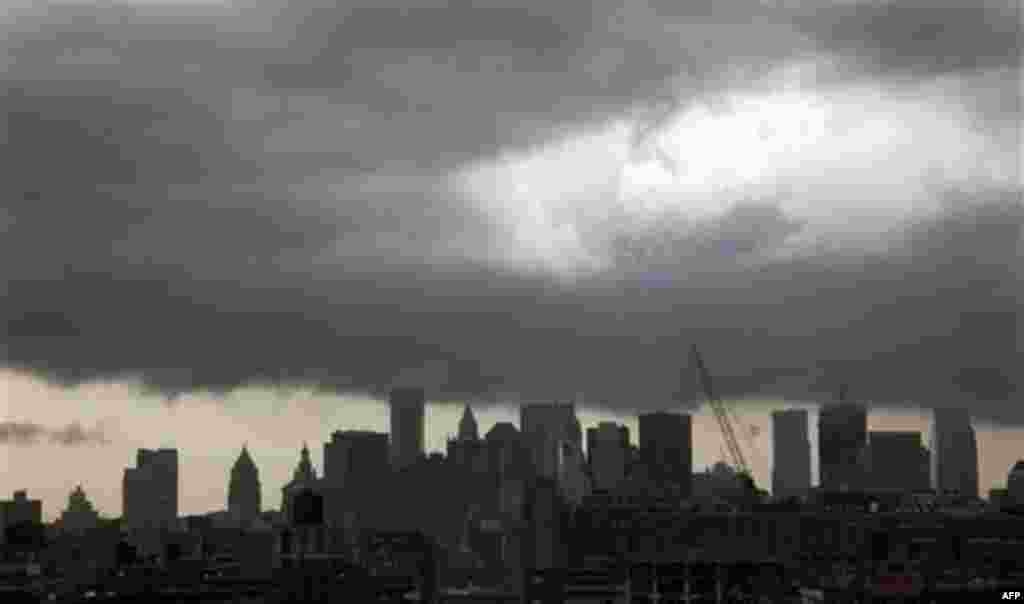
[818,403,867,491]
[448,404,489,471]
[282,443,320,524]
[390,387,426,470]
[122,448,178,531]
[586,422,630,491]
[458,404,479,442]
[866,431,930,492]
[58,485,100,535]
[638,411,693,497]
[771,409,811,499]
[521,403,589,504]
[931,408,979,497]
[323,430,390,528]
[522,477,568,571]
[485,422,533,481]
[324,430,390,487]
[227,445,261,525]
[1,490,43,527]
[520,403,583,480]
[1007,460,1024,506]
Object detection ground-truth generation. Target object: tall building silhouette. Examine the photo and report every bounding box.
[484,422,533,481]
[586,422,630,492]
[324,430,390,488]
[638,411,693,498]
[390,387,425,470]
[866,431,930,492]
[323,430,389,528]
[1,490,42,527]
[447,404,487,471]
[282,443,319,524]
[57,485,99,535]
[1008,460,1024,506]
[227,444,261,525]
[818,403,867,491]
[771,409,811,499]
[123,448,178,531]
[520,403,583,480]
[457,403,479,442]
[931,408,979,497]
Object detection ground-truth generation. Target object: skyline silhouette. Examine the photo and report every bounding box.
[0,0,1020,600]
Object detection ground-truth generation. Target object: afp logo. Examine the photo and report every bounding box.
[1002,592,1022,600]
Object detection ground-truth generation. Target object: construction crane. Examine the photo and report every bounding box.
[690,345,753,480]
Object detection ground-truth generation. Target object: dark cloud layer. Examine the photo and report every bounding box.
[0,420,110,446]
[1,1,1021,421]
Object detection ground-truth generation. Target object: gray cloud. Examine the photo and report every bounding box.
[795,0,1022,79]
[0,420,110,446]
[0,1,1020,421]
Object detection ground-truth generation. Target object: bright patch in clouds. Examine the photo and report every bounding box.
[458,79,1010,273]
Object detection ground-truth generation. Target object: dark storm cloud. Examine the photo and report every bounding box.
[795,0,1022,78]
[0,420,109,446]
[1,2,1020,420]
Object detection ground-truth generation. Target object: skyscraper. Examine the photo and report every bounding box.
[0,490,42,527]
[447,404,487,471]
[282,443,319,524]
[866,431,930,492]
[931,408,979,497]
[323,430,390,528]
[123,448,178,531]
[586,422,630,492]
[324,430,390,488]
[57,486,99,535]
[520,403,582,480]
[638,411,693,497]
[390,387,425,470]
[1007,460,1024,506]
[818,403,867,492]
[227,445,261,525]
[458,404,479,442]
[771,409,811,499]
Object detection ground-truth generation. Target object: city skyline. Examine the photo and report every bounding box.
[0,0,1019,599]
[5,375,1024,521]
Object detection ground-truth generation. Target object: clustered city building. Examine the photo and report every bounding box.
[2,390,1023,602]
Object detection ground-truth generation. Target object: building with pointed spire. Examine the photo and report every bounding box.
[57,485,100,535]
[448,404,489,472]
[458,404,479,442]
[282,443,321,524]
[228,445,261,526]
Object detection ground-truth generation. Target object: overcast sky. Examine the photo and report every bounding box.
[1,0,1021,516]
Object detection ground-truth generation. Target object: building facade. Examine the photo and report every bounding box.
[1,490,43,543]
[282,443,320,524]
[520,403,583,481]
[57,485,100,534]
[586,422,630,492]
[228,445,262,526]
[818,403,867,492]
[931,408,979,497]
[1008,460,1024,506]
[390,387,426,470]
[323,430,390,529]
[866,431,930,492]
[123,448,178,531]
[638,411,693,498]
[772,409,811,499]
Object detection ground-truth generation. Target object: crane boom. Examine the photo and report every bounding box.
[691,345,750,476]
